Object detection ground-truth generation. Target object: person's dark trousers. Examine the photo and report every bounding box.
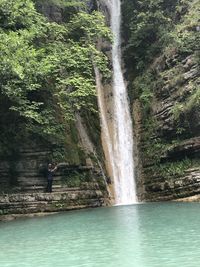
[47,179,53,193]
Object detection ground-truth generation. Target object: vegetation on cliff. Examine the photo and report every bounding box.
[122,0,200,197]
[0,0,110,161]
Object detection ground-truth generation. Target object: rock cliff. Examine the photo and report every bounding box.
[122,0,200,201]
[139,52,200,201]
[0,0,109,218]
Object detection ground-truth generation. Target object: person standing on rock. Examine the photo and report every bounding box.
[47,163,58,193]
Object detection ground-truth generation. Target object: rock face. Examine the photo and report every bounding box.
[35,0,97,22]
[0,189,105,221]
[36,1,63,22]
[0,0,110,218]
[145,168,200,201]
[135,53,200,202]
[0,130,109,217]
[120,0,200,202]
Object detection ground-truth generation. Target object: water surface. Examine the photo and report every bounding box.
[1,203,200,267]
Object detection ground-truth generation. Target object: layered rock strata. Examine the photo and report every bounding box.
[0,0,109,218]
[138,53,200,201]
[0,188,105,221]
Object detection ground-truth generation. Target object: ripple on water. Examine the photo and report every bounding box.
[1,203,200,267]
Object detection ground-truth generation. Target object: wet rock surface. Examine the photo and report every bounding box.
[0,189,105,221]
[145,168,200,201]
[137,52,200,202]
[0,144,108,218]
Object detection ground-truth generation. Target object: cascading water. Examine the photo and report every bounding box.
[96,0,137,205]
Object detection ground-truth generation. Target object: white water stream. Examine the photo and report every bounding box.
[96,0,137,205]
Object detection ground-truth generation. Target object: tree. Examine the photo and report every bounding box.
[0,0,111,130]
[0,0,111,157]
[122,0,181,73]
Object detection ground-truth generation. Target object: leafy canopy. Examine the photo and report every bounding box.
[0,0,111,143]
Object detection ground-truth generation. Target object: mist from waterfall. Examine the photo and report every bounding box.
[96,0,137,205]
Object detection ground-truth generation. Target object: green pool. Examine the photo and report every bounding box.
[1,203,200,267]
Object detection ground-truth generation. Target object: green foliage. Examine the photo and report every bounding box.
[171,78,200,121]
[128,0,199,143]
[133,72,154,113]
[0,0,111,157]
[0,0,41,30]
[122,0,200,74]
[122,0,180,72]
[43,0,86,9]
[153,158,199,179]
[144,139,168,163]
[68,11,112,41]
[171,0,200,53]
[123,0,199,185]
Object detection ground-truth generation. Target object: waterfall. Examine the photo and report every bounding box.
[96,0,137,205]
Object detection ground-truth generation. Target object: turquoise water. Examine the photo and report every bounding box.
[1,203,200,267]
